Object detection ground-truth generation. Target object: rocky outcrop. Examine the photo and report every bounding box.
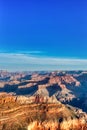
[28,119,87,130]
[0,93,17,104]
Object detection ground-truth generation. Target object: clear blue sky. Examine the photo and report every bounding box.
[0,0,87,71]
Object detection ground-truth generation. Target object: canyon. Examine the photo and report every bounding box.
[0,70,87,130]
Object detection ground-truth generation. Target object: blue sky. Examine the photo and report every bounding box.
[0,0,87,71]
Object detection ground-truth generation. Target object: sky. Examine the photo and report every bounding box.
[0,0,87,71]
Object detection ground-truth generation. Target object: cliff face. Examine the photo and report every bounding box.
[0,97,87,130]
